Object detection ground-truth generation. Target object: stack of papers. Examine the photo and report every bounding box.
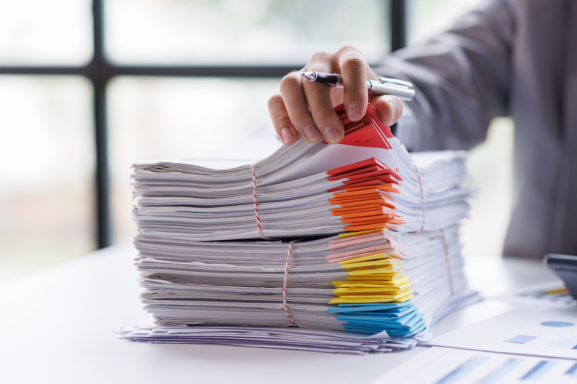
[134,226,466,337]
[118,324,417,355]
[121,104,478,354]
[132,107,471,241]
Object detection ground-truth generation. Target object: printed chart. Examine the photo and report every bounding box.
[373,347,577,384]
[431,306,577,359]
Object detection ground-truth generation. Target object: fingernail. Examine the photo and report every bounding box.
[323,126,341,143]
[281,128,294,144]
[387,101,396,125]
[347,104,361,121]
[304,125,322,142]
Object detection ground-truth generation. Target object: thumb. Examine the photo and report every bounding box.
[370,95,403,126]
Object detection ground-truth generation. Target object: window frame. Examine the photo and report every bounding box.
[0,0,407,249]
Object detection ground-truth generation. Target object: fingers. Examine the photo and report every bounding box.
[267,93,299,145]
[302,52,345,144]
[336,46,369,122]
[279,72,323,144]
[371,95,404,126]
[274,46,378,146]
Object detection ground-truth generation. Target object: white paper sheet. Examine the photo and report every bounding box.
[431,306,577,359]
[373,346,577,384]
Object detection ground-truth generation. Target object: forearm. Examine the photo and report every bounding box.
[375,0,514,151]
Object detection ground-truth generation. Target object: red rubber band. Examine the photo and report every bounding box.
[251,164,276,241]
[282,240,298,327]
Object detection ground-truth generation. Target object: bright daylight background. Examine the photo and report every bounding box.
[0,0,513,283]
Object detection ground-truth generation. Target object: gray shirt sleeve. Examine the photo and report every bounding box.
[375,0,514,151]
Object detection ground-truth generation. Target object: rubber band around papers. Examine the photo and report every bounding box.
[251,164,296,325]
[282,240,298,326]
[251,164,276,240]
[439,228,454,295]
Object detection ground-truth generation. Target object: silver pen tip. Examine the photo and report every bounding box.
[300,71,317,81]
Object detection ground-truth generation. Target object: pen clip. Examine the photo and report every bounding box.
[377,77,414,90]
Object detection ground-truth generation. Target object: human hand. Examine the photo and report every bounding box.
[268,45,404,146]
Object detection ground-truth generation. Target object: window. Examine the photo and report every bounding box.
[0,76,94,281]
[0,0,397,283]
[0,0,92,65]
[1,0,511,283]
[105,0,389,65]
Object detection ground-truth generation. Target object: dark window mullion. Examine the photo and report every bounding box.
[92,0,112,248]
[92,78,111,248]
[391,0,407,51]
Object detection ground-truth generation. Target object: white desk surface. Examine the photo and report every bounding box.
[0,245,560,384]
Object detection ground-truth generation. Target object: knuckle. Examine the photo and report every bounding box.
[314,110,339,126]
[311,51,330,62]
[338,44,360,55]
[303,83,331,101]
[280,73,301,92]
[271,112,290,127]
[267,93,283,108]
[341,55,366,73]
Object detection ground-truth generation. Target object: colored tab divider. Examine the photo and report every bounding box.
[325,230,426,337]
[326,157,404,232]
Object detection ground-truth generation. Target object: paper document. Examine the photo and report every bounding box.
[373,346,577,384]
[117,323,417,355]
[431,306,577,359]
[121,103,478,354]
[494,282,575,307]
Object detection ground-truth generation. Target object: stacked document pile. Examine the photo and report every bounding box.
[120,104,477,354]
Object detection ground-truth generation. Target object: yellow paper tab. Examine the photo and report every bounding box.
[341,258,402,270]
[346,273,405,281]
[337,229,383,238]
[334,291,411,300]
[328,292,414,304]
[339,252,396,265]
[333,285,412,295]
[347,266,403,276]
[331,276,411,287]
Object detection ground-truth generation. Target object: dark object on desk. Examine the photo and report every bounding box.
[545,254,577,300]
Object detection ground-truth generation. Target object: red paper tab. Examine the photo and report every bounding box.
[327,158,384,176]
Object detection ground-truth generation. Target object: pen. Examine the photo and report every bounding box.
[300,71,415,101]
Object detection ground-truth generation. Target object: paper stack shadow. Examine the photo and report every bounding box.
[118,104,480,354]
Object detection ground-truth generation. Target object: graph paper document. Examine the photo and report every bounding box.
[373,347,577,384]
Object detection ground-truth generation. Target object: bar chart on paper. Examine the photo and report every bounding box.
[430,306,577,359]
[373,347,577,384]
